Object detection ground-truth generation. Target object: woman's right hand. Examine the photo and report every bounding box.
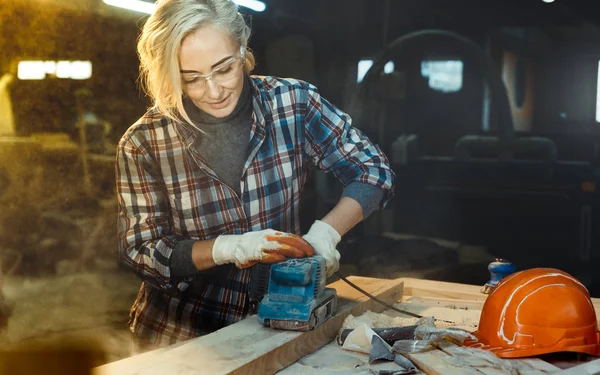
[211,229,315,268]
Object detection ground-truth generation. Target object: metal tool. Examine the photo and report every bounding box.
[481,258,516,294]
[255,256,337,331]
[249,255,455,331]
[338,325,419,346]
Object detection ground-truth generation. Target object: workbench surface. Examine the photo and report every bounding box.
[282,278,600,375]
[92,277,600,375]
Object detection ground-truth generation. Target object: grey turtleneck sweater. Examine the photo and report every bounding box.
[183,75,253,197]
[170,76,384,277]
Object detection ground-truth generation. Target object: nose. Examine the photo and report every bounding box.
[205,78,223,99]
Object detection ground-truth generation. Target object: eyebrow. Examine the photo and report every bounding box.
[180,55,234,74]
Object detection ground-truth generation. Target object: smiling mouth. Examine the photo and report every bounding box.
[209,96,229,105]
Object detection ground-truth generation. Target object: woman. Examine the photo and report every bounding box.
[116,0,395,351]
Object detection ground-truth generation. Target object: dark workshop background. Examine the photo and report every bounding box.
[1,0,600,366]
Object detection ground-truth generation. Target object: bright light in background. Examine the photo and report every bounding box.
[384,61,395,74]
[357,60,373,83]
[69,61,93,80]
[56,61,93,80]
[357,60,395,83]
[17,60,92,80]
[542,0,555,3]
[102,0,266,13]
[43,61,57,75]
[421,60,463,93]
[56,61,72,79]
[18,61,46,80]
[103,0,156,14]
[234,0,266,12]
[596,60,600,122]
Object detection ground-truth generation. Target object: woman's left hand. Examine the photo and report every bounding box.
[303,220,341,277]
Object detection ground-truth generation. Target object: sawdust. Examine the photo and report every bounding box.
[434,315,480,329]
[386,302,481,330]
[278,340,405,375]
[296,344,367,369]
[340,302,481,337]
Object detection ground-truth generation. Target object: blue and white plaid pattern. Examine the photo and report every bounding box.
[116,76,395,346]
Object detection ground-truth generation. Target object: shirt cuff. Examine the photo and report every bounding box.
[170,239,200,277]
[341,182,386,219]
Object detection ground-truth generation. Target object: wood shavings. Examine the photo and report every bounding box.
[433,314,479,329]
[386,302,481,330]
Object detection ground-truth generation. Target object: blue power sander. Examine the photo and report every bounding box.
[250,256,337,331]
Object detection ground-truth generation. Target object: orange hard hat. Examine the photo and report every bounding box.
[463,268,600,358]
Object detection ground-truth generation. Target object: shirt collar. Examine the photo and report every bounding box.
[248,76,268,130]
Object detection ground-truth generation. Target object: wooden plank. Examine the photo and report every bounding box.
[517,369,548,375]
[400,296,486,311]
[519,359,561,373]
[406,348,487,375]
[392,301,481,329]
[549,358,600,375]
[475,368,511,375]
[402,278,600,322]
[92,276,404,375]
[402,278,489,302]
[436,341,558,375]
[437,342,510,375]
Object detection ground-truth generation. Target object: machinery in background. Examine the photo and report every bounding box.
[0,70,117,278]
[251,256,337,332]
[345,29,600,293]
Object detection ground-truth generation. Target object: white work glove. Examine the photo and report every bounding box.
[302,220,341,277]
[212,229,315,269]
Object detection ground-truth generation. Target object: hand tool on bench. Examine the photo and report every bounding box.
[251,255,337,331]
[481,258,516,294]
[248,254,456,331]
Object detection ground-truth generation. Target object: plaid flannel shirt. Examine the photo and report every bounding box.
[116,76,395,346]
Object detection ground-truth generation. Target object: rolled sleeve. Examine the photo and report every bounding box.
[171,239,200,277]
[302,82,395,209]
[341,182,385,219]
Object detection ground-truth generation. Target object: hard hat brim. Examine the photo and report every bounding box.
[463,331,600,358]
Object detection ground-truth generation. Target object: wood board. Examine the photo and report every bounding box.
[402,277,600,316]
[404,341,561,375]
[92,276,404,375]
[551,358,600,374]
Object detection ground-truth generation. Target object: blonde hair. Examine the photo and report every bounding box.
[137,0,256,125]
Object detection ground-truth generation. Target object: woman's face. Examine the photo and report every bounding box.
[179,26,245,118]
